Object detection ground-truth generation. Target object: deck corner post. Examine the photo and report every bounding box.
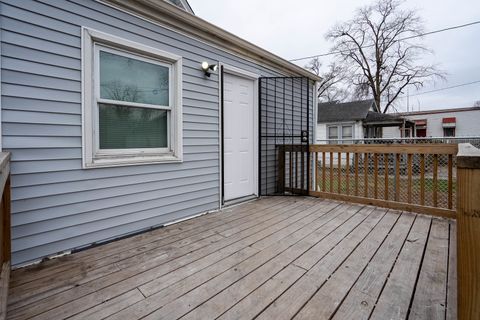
[0,152,11,320]
[456,143,480,320]
[277,145,285,194]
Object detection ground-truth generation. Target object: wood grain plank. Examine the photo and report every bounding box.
[433,154,438,207]
[374,153,378,199]
[332,211,415,320]
[395,154,400,202]
[369,215,432,320]
[338,152,341,194]
[409,218,449,320]
[256,207,391,320]
[322,152,326,192]
[9,197,285,288]
[355,154,359,196]
[140,203,356,320]
[7,199,322,319]
[67,289,144,320]
[446,221,457,320]
[309,144,458,155]
[315,152,319,192]
[294,212,412,320]
[408,154,412,203]
[330,152,334,193]
[364,153,368,198]
[217,265,306,320]
[448,154,453,209]
[421,154,425,205]
[384,153,389,201]
[346,153,350,195]
[8,198,295,307]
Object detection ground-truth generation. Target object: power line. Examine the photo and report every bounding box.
[397,80,480,98]
[289,20,480,62]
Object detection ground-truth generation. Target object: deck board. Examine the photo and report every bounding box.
[7,196,456,320]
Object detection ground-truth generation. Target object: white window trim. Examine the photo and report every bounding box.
[327,122,355,142]
[82,27,183,168]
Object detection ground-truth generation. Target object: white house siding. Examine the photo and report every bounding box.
[315,121,364,143]
[0,0,313,265]
[382,109,480,138]
[382,126,401,138]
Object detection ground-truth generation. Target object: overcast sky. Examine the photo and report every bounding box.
[189,0,480,112]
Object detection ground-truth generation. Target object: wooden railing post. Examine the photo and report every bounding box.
[457,143,480,319]
[277,145,285,194]
[0,152,11,320]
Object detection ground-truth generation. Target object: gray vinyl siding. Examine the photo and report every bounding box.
[1,0,313,265]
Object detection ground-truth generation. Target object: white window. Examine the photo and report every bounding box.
[82,28,183,168]
[327,124,354,144]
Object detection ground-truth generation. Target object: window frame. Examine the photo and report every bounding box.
[327,123,355,144]
[82,27,183,168]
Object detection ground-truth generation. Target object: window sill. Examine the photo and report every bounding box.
[83,154,183,169]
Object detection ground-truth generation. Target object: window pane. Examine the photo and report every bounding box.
[342,126,353,138]
[328,126,338,139]
[99,104,168,149]
[99,51,169,105]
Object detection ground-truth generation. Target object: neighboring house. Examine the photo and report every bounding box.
[316,99,414,142]
[0,0,319,265]
[383,106,480,138]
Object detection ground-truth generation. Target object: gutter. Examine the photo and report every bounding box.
[100,0,321,81]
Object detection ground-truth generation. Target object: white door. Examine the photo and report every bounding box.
[223,72,256,201]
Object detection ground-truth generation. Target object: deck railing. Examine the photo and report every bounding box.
[279,144,458,219]
[456,143,480,319]
[0,152,11,320]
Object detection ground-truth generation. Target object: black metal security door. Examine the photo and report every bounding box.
[259,77,312,196]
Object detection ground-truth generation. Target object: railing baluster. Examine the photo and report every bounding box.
[301,150,305,191]
[364,153,368,198]
[305,144,457,219]
[346,152,350,195]
[355,153,359,196]
[395,153,400,202]
[329,152,333,193]
[407,153,412,204]
[420,154,425,205]
[295,151,298,190]
[448,154,453,209]
[315,152,319,192]
[322,152,326,192]
[433,154,438,207]
[384,153,389,200]
[289,150,292,189]
[337,152,341,194]
[374,153,378,199]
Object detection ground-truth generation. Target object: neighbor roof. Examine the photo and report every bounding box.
[364,111,414,126]
[104,0,321,81]
[317,99,376,123]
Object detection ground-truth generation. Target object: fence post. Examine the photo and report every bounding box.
[457,143,480,319]
[277,145,285,194]
[0,152,11,320]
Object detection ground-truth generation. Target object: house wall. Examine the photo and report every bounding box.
[0,0,311,265]
[315,121,363,143]
[383,109,480,138]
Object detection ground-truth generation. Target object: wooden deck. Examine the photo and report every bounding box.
[7,196,456,320]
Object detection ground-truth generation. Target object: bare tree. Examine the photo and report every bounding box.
[326,0,445,113]
[474,100,480,108]
[305,57,349,102]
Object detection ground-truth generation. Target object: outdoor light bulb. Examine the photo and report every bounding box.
[201,61,209,71]
[211,65,218,72]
